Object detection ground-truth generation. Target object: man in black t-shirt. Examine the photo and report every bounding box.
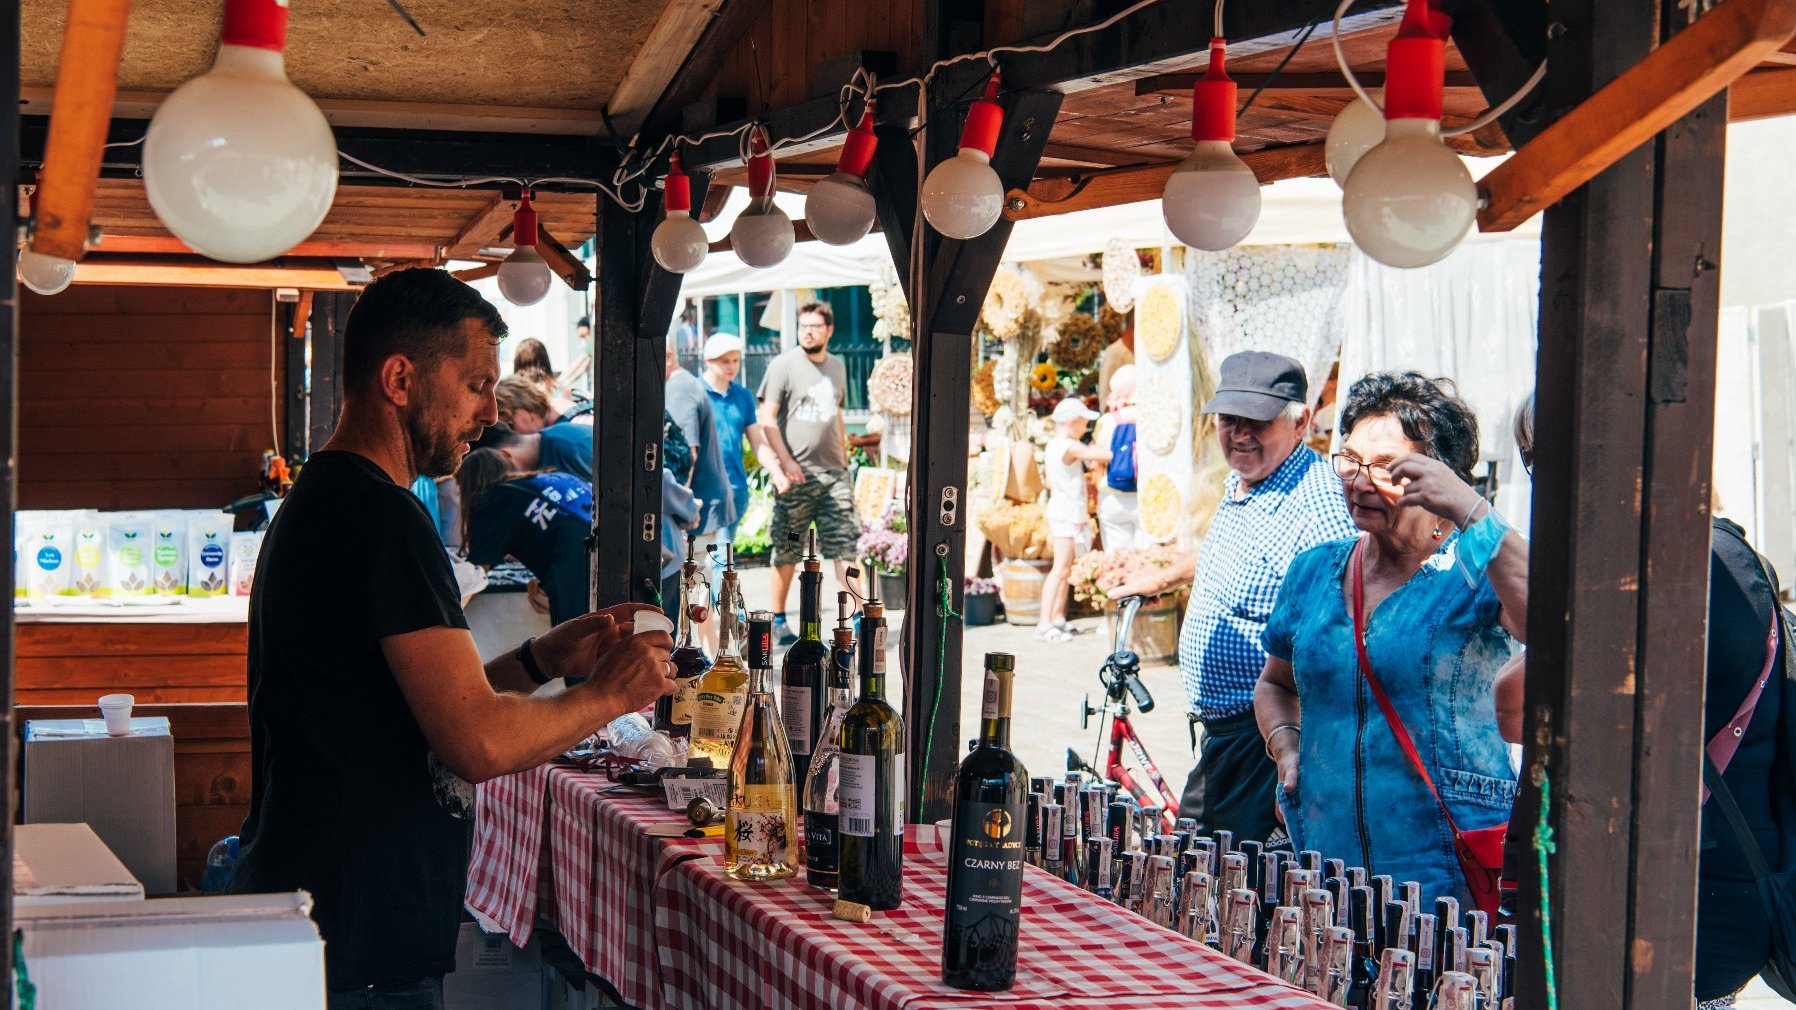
[231,269,674,1009]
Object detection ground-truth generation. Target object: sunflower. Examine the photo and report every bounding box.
[1049,313,1105,372]
[1030,361,1060,392]
[971,359,1001,417]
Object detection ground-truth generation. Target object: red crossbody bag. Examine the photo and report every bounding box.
[1351,539,1507,916]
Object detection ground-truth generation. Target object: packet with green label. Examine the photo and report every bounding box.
[149,510,189,595]
[106,512,155,600]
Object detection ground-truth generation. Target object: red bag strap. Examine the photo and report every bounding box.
[1702,600,1780,804]
[1350,537,1467,841]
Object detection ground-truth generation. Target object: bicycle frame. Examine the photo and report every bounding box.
[1087,596,1180,833]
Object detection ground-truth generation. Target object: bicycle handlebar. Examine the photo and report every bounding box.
[1112,595,1145,655]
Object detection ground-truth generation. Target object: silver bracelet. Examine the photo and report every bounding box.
[1459,497,1488,530]
[1264,723,1301,761]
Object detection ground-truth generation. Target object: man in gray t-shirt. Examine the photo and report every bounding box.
[757,301,857,643]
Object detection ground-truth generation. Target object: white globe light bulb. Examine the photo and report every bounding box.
[143,4,336,264]
[17,248,77,296]
[922,150,1005,240]
[805,172,877,246]
[496,245,553,306]
[1342,119,1477,269]
[730,199,795,268]
[652,212,708,274]
[1325,93,1387,189]
[1161,140,1262,251]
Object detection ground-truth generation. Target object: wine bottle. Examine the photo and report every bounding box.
[725,612,798,881]
[941,651,1028,990]
[802,592,858,890]
[690,548,749,767]
[782,530,829,786]
[655,534,711,740]
[838,593,905,911]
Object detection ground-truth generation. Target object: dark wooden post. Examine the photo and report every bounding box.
[1515,0,1727,1005]
[307,291,354,452]
[1,0,19,997]
[590,170,707,610]
[884,67,1062,823]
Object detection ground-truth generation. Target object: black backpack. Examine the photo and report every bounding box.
[1704,521,1796,1000]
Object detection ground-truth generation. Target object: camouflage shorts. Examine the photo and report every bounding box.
[769,469,859,566]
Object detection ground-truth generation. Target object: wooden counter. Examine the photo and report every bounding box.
[15,599,249,706]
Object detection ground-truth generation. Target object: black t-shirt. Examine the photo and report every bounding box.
[465,472,593,626]
[230,451,472,989]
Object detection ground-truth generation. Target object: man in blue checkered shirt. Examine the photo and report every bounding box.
[1110,351,1354,843]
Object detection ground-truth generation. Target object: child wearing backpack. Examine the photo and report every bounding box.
[1094,365,1145,551]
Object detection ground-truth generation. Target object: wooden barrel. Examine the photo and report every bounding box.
[999,558,1052,626]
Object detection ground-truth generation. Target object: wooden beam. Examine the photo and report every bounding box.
[536,225,594,292]
[447,194,519,260]
[1448,0,1554,148]
[640,0,774,133]
[19,87,612,137]
[604,0,730,137]
[704,215,881,254]
[1731,67,1796,120]
[1040,141,1157,167]
[697,182,733,224]
[2,0,22,984]
[1134,70,1482,97]
[32,0,132,261]
[69,255,359,290]
[1004,142,1326,220]
[1478,0,1796,232]
[450,262,501,283]
[96,235,444,261]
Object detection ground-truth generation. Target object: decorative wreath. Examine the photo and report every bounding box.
[1139,472,1184,542]
[993,342,1019,404]
[971,359,1001,417]
[1136,370,1183,455]
[1049,313,1105,372]
[1100,304,1129,344]
[1102,237,1141,312]
[866,352,914,416]
[1137,283,1184,361]
[981,267,1031,341]
[1030,361,1061,392]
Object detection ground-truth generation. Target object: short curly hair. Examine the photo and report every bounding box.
[1339,371,1480,484]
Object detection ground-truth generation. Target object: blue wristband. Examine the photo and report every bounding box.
[1455,506,1513,587]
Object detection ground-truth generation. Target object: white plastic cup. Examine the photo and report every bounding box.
[98,693,134,737]
[633,611,674,636]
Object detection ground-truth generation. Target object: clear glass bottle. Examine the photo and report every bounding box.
[725,611,798,882]
[802,591,858,890]
[838,591,905,910]
[655,534,711,739]
[690,548,749,767]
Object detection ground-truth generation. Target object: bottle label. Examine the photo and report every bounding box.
[871,626,886,676]
[944,800,1025,978]
[982,672,1001,720]
[692,689,747,756]
[726,784,796,871]
[1418,925,1436,972]
[805,811,839,875]
[780,685,813,754]
[838,753,876,836]
[669,677,699,726]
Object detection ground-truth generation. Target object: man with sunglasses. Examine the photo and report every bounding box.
[1108,351,1354,842]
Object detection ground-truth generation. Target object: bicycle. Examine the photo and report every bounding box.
[1073,595,1180,833]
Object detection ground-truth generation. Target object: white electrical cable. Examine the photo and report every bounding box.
[1331,0,1547,137]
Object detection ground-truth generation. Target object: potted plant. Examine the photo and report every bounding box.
[1070,546,1187,663]
[963,577,1000,627]
[858,505,909,608]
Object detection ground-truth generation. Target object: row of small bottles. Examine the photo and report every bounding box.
[1030,786,1518,1010]
[650,532,907,907]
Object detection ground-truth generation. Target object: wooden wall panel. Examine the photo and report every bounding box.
[18,285,278,510]
[706,0,922,114]
[16,621,248,706]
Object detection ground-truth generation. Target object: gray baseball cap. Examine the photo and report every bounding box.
[1201,351,1309,421]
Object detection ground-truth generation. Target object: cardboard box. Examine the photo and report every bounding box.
[23,717,177,894]
[14,822,144,906]
[445,921,545,1010]
[17,891,325,1009]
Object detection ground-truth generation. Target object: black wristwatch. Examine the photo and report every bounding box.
[518,637,551,685]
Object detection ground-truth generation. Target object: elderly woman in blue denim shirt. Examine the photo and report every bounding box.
[1253,372,1528,906]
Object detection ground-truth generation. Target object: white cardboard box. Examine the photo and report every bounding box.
[444,921,545,1010]
[17,891,326,1009]
[14,822,144,906]
[23,716,177,893]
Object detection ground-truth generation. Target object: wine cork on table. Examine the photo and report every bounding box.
[832,899,872,924]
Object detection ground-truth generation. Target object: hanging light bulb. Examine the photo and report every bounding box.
[496,191,553,307]
[16,179,76,296]
[729,129,795,268]
[1324,93,1385,188]
[1161,37,1261,251]
[651,153,709,273]
[1341,0,1475,268]
[142,0,338,264]
[805,110,880,246]
[921,72,1006,240]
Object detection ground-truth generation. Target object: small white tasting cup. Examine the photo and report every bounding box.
[632,612,674,636]
[98,693,135,737]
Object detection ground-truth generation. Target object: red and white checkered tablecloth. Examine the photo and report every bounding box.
[466,762,555,947]
[653,826,1336,1010]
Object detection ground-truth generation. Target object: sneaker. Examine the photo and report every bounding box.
[773,616,797,647]
[1035,626,1072,642]
[1054,621,1086,636]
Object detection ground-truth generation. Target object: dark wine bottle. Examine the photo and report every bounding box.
[838,595,905,910]
[942,656,1029,992]
[802,592,858,890]
[781,530,829,787]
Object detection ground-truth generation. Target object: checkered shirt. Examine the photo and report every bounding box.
[1178,446,1356,719]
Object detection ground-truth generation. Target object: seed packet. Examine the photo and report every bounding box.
[149,510,189,595]
[187,511,231,597]
[68,511,106,597]
[106,512,155,599]
[14,512,71,600]
[230,531,264,597]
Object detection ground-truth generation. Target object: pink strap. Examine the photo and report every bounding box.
[1703,603,1781,804]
